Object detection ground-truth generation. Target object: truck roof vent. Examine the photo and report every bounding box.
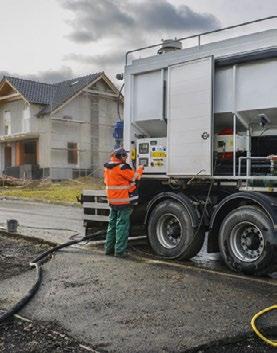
[158,39,182,55]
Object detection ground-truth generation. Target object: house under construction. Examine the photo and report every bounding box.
[0,72,122,179]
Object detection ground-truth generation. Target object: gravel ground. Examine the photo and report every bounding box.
[0,318,98,353]
[0,233,51,280]
[0,317,275,353]
[186,337,276,353]
[0,233,276,353]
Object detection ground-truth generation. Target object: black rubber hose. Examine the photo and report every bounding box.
[117,83,124,121]
[0,230,106,323]
[0,264,42,322]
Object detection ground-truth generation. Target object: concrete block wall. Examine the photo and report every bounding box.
[90,95,99,175]
[50,94,92,170]
[98,96,119,170]
[0,100,27,135]
[31,105,51,169]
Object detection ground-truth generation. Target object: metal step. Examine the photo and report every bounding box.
[82,189,109,222]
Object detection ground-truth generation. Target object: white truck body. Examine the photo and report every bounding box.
[124,28,277,180]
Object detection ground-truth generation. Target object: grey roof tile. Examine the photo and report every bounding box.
[1,73,102,115]
[5,76,55,105]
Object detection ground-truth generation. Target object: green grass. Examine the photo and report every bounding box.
[0,177,104,204]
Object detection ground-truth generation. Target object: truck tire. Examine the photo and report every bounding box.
[147,200,204,259]
[219,205,275,275]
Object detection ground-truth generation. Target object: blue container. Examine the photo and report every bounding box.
[113,121,124,148]
[113,121,124,140]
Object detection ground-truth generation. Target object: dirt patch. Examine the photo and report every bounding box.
[0,233,51,280]
[0,318,101,353]
[0,319,275,353]
[186,335,276,353]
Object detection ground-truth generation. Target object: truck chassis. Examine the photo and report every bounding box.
[82,178,277,275]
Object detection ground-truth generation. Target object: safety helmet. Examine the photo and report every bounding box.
[113,147,128,158]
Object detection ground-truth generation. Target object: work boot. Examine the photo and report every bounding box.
[105,252,114,256]
[115,252,130,259]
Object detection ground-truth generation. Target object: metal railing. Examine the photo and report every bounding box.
[125,16,277,65]
[238,156,276,177]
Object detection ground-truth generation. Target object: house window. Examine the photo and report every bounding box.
[68,142,78,164]
[4,111,11,135]
[23,141,37,164]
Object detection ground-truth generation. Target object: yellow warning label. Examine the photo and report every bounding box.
[131,148,136,160]
[152,151,167,158]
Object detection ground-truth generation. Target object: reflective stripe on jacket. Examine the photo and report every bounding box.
[104,157,143,205]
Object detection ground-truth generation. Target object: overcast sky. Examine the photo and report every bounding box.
[1,0,277,83]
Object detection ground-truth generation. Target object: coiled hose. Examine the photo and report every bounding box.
[0,230,106,323]
[251,305,277,347]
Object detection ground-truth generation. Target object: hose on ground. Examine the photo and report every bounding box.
[0,230,106,323]
[251,305,277,347]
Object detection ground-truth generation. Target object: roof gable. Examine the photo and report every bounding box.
[0,72,112,115]
[89,79,114,93]
[0,79,29,104]
[3,76,54,105]
[40,73,103,114]
[0,80,17,96]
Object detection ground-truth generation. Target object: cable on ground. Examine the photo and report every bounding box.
[251,305,277,347]
[0,230,106,323]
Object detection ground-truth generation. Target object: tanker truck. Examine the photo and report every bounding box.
[81,17,277,275]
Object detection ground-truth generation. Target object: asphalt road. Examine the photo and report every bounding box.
[0,199,84,243]
[0,199,275,277]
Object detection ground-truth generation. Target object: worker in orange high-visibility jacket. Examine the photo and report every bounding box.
[104,147,144,257]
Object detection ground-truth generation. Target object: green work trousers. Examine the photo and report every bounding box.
[105,206,132,256]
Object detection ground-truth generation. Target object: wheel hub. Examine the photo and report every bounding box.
[157,214,182,249]
[230,222,265,262]
[242,230,261,250]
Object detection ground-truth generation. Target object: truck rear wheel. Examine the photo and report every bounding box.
[147,200,204,259]
[219,205,275,275]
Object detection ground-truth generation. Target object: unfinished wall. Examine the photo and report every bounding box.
[49,79,122,179]
[0,99,27,135]
[97,96,121,172]
[0,100,31,173]
[90,95,99,174]
[30,104,51,169]
[49,93,91,178]
[0,145,4,172]
[89,78,123,176]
